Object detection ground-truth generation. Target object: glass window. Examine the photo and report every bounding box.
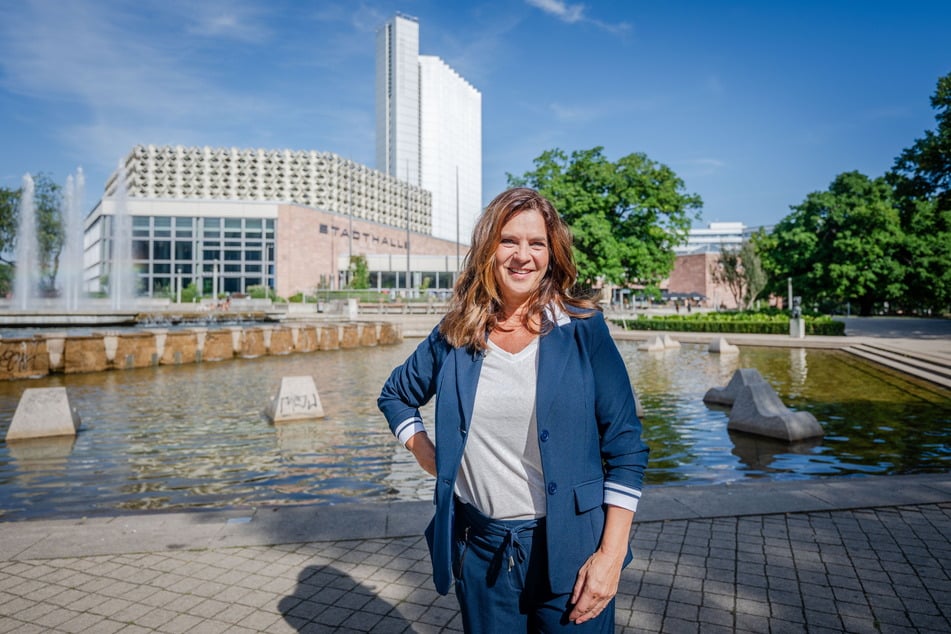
[224,264,241,273]
[153,263,171,274]
[224,250,241,262]
[245,219,262,229]
[153,217,172,237]
[203,249,220,260]
[132,240,149,260]
[224,218,241,229]
[245,264,261,273]
[204,218,220,228]
[245,251,261,262]
[245,277,261,287]
[174,242,193,260]
[153,241,171,260]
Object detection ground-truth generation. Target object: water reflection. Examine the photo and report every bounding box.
[0,341,948,520]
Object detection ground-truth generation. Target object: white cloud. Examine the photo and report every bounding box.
[526,0,585,24]
[524,0,630,34]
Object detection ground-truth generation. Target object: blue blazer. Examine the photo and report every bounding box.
[378,310,649,595]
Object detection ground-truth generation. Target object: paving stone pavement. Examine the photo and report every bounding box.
[1,475,950,633]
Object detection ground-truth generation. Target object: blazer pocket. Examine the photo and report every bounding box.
[573,478,604,514]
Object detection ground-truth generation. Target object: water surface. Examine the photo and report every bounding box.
[0,341,947,520]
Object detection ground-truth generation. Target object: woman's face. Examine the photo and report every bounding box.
[494,209,550,311]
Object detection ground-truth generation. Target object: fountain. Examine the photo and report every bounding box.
[0,340,946,521]
[59,169,86,311]
[12,174,37,311]
[109,160,136,310]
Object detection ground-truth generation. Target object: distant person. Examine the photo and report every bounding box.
[379,187,649,632]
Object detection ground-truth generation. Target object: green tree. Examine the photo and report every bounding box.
[766,171,904,316]
[33,173,65,293]
[0,174,64,294]
[740,236,767,308]
[348,254,370,289]
[888,72,951,314]
[710,239,765,310]
[509,147,701,289]
[0,187,18,263]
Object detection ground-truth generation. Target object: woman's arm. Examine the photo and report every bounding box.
[568,505,635,624]
[404,430,437,477]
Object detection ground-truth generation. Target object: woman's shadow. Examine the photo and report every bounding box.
[278,564,413,632]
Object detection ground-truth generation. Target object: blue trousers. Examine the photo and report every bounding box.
[452,501,614,633]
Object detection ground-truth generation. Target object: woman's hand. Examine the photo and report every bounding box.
[568,505,634,624]
[405,431,437,477]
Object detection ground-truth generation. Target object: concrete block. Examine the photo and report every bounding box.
[661,334,681,349]
[708,337,739,355]
[727,382,824,441]
[5,387,81,440]
[703,368,767,406]
[266,375,326,423]
[639,336,666,352]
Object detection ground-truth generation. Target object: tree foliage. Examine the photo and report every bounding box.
[348,254,370,289]
[0,173,65,294]
[508,147,701,289]
[711,239,766,310]
[887,71,951,313]
[764,172,904,316]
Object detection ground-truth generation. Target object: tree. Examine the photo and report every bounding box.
[888,72,951,314]
[765,171,904,316]
[710,246,745,309]
[740,236,767,308]
[709,239,766,310]
[348,255,370,289]
[33,173,65,293]
[509,147,702,289]
[0,174,64,295]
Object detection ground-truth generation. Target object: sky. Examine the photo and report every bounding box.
[0,0,948,229]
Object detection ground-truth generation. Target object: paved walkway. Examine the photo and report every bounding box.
[1,474,949,633]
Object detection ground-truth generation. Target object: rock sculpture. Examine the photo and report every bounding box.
[703,368,766,406]
[704,368,824,441]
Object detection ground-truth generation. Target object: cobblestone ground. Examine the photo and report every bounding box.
[1,503,949,633]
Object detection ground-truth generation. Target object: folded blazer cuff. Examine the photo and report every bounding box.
[395,416,426,445]
[604,481,642,512]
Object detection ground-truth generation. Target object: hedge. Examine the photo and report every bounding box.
[613,314,845,336]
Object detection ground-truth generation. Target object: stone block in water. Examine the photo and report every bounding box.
[378,322,402,345]
[266,376,326,423]
[703,368,767,406]
[708,337,739,355]
[661,334,681,349]
[727,382,824,441]
[5,387,81,441]
[638,336,666,352]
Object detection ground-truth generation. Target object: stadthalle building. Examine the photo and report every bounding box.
[83,13,481,300]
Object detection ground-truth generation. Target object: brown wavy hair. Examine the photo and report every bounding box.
[440,187,598,351]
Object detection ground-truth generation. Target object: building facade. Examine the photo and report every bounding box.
[376,14,482,244]
[83,145,461,299]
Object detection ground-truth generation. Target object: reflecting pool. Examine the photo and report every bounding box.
[0,340,948,520]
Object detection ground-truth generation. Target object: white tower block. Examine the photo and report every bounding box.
[266,376,326,423]
[5,387,81,440]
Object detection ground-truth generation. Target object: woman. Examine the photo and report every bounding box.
[378,187,648,632]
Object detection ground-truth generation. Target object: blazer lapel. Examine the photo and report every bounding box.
[536,321,574,427]
[453,346,484,433]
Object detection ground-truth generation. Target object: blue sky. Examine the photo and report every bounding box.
[0,0,947,228]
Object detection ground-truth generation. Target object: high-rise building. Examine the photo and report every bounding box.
[376,14,482,244]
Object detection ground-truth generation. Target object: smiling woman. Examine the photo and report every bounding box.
[378,187,650,632]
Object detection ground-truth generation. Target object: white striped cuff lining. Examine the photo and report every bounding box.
[395,417,425,445]
[603,481,641,512]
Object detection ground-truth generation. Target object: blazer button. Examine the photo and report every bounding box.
[547,482,558,495]
[539,430,550,442]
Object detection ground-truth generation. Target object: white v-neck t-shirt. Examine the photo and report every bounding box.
[454,337,547,520]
